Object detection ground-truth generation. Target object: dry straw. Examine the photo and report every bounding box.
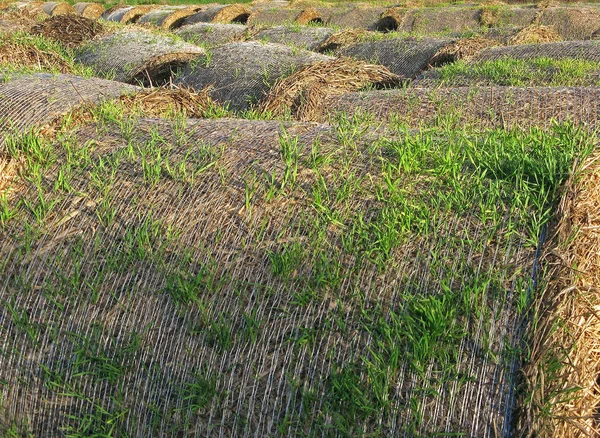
[0,40,71,72]
[73,2,104,20]
[509,24,561,45]
[520,151,600,437]
[260,57,401,120]
[479,1,507,27]
[315,28,374,53]
[296,7,322,24]
[118,86,223,118]
[30,15,104,48]
[429,37,499,66]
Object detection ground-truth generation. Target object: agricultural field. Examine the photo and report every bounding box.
[0,0,599,436]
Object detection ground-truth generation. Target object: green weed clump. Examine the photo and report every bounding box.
[430,57,600,87]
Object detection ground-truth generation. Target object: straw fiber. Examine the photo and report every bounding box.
[336,37,454,78]
[176,22,248,47]
[519,151,600,437]
[73,2,104,20]
[30,15,104,48]
[318,86,600,129]
[0,73,138,144]
[0,114,553,436]
[174,41,330,111]
[472,40,600,62]
[252,25,334,50]
[75,30,206,86]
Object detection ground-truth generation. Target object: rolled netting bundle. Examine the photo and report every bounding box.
[537,7,600,40]
[0,111,576,437]
[325,5,387,30]
[173,41,331,111]
[252,25,334,51]
[409,7,482,35]
[317,86,600,129]
[75,30,206,86]
[101,5,157,24]
[472,40,600,62]
[336,37,454,78]
[137,6,201,30]
[246,7,324,27]
[40,2,76,16]
[176,22,248,47]
[73,2,104,20]
[0,73,138,144]
[183,4,251,26]
[479,6,538,28]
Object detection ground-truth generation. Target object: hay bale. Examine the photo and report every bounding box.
[317,86,600,129]
[75,30,206,86]
[184,4,251,25]
[409,7,482,35]
[174,41,331,111]
[41,2,76,16]
[176,22,248,47]
[326,6,387,30]
[137,6,201,30]
[508,24,561,44]
[30,15,104,48]
[260,57,401,120]
[336,37,454,78]
[73,2,104,20]
[538,7,600,41]
[471,40,600,62]
[102,5,157,24]
[0,73,137,143]
[252,25,334,50]
[429,37,500,66]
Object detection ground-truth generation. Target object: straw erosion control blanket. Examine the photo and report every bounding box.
[176,22,248,47]
[1,112,593,436]
[75,30,205,86]
[472,40,600,62]
[0,72,138,144]
[336,37,455,78]
[252,25,334,51]
[312,86,600,129]
[174,41,330,111]
[537,6,600,41]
